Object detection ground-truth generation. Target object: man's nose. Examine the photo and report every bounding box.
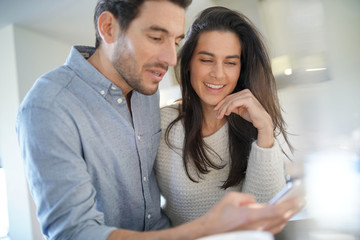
[158,42,177,67]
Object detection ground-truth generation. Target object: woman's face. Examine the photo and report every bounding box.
[189,30,241,109]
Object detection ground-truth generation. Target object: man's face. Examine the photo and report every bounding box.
[111,1,185,95]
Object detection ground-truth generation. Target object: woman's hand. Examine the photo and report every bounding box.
[214,89,274,148]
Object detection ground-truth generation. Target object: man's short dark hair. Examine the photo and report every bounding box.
[94,0,192,48]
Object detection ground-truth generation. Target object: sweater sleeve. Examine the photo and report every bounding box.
[241,141,286,203]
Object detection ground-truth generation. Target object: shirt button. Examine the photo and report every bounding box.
[137,135,141,141]
[147,214,151,219]
[143,177,147,182]
[111,86,117,90]
[100,90,105,95]
[117,98,123,104]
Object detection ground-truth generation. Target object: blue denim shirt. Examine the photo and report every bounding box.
[16,46,170,240]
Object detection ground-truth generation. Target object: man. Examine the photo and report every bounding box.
[16,0,303,239]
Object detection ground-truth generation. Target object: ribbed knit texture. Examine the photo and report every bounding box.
[155,104,286,226]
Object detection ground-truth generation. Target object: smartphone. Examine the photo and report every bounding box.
[268,179,304,205]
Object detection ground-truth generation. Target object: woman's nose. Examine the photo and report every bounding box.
[210,63,225,80]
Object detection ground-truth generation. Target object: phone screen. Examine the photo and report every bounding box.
[268,179,303,205]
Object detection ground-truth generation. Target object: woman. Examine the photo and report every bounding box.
[155,6,292,226]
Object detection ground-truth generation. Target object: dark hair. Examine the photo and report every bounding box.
[166,6,292,189]
[94,0,192,48]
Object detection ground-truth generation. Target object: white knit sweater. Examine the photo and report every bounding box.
[155,104,286,226]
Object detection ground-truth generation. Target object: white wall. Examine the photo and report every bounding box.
[277,0,360,153]
[0,24,72,240]
[0,25,34,240]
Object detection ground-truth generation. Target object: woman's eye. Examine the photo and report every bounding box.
[200,59,212,63]
[225,62,236,66]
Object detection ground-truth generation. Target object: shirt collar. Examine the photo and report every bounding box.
[65,45,119,98]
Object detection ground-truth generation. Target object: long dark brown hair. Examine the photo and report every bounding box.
[165,6,292,189]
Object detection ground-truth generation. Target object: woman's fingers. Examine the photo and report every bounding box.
[214,89,269,128]
[214,90,252,120]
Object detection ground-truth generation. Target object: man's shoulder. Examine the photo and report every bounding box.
[19,65,76,111]
[42,64,75,82]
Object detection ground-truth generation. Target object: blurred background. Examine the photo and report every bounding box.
[0,0,359,239]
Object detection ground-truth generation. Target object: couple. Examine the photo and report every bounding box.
[16,0,302,239]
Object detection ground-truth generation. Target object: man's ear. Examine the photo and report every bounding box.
[97,11,119,44]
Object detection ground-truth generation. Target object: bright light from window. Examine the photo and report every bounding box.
[284,68,293,75]
[305,151,360,233]
[305,67,327,72]
[166,99,175,106]
[0,168,9,238]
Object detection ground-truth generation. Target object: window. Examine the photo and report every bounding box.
[0,168,9,238]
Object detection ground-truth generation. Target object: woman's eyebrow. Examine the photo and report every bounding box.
[197,51,214,57]
[197,51,240,59]
[225,55,240,59]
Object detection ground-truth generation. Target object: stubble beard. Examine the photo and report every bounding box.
[111,37,159,96]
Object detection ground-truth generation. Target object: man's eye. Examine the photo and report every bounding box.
[149,36,162,42]
[225,62,236,65]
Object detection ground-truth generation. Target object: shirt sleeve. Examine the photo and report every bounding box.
[16,106,116,240]
[241,141,286,203]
